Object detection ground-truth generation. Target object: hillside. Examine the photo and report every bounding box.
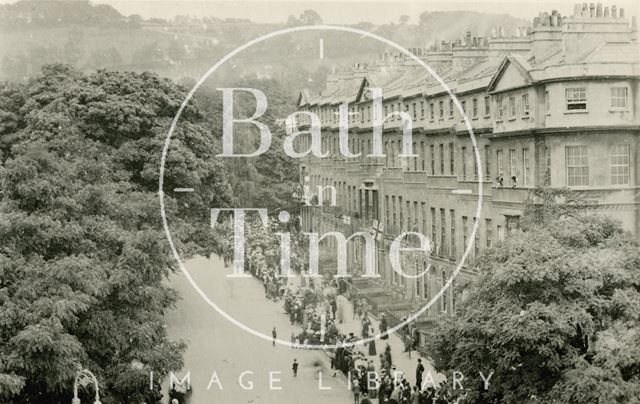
[0,0,137,29]
[0,1,529,97]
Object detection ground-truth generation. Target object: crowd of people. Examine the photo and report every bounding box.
[348,358,458,404]
[215,218,459,403]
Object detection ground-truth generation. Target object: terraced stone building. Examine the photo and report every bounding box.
[294,3,639,339]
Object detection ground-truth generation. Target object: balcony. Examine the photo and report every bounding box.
[492,186,535,204]
[426,175,458,189]
[452,178,492,196]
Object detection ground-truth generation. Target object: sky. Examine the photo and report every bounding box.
[4,0,635,25]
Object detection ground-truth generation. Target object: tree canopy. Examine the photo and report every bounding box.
[0,65,233,402]
[425,192,640,403]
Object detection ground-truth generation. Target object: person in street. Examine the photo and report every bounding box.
[406,334,414,358]
[388,383,401,404]
[380,314,389,340]
[384,344,393,371]
[352,377,360,404]
[416,358,425,390]
[423,387,436,404]
[292,359,298,377]
[359,391,373,404]
[272,327,277,347]
[353,297,360,319]
[412,327,420,352]
[368,338,377,357]
[410,385,420,404]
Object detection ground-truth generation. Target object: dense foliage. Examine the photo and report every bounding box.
[0,65,233,402]
[426,191,640,403]
[191,78,301,214]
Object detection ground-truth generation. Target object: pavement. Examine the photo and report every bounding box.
[163,255,444,404]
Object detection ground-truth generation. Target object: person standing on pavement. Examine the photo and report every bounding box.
[272,327,277,346]
[352,378,360,404]
[359,391,373,404]
[380,314,389,340]
[410,385,420,404]
[292,359,298,377]
[415,358,425,390]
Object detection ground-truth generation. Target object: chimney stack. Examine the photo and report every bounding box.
[604,6,609,16]
[620,8,624,18]
[611,5,617,18]
[589,3,595,17]
[596,3,602,17]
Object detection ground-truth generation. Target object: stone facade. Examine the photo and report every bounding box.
[294,3,639,326]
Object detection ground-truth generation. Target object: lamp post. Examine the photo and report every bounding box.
[71,368,101,404]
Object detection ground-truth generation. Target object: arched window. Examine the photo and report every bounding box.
[415,262,422,298]
[441,270,448,313]
[422,261,430,299]
[452,280,456,315]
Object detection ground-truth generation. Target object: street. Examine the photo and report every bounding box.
[164,255,354,404]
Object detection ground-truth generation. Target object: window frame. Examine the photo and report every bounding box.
[565,88,587,111]
[484,95,491,116]
[545,90,550,114]
[508,96,516,118]
[496,95,504,120]
[565,146,590,187]
[522,148,530,187]
[610,144,630,185]
[521,93,530,117]
[610,87,629,110]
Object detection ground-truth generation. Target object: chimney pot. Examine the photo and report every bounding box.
[551,14,558,26]
[604,6,609,17]
[611,5,617,18]
[619,8,624,18]
[589,3,595,17]
[596,3,603,17]
[582,3,588,17]
[632,16,638,30]
[574,4,582,16]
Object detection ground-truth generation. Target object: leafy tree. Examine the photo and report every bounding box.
[0,65,233,402]
[425,191,640,403]
[193,77,300,214]
[131,42,166,69]
[286,15,300,26]
[399,15,410,25]
[299,9,323,25]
